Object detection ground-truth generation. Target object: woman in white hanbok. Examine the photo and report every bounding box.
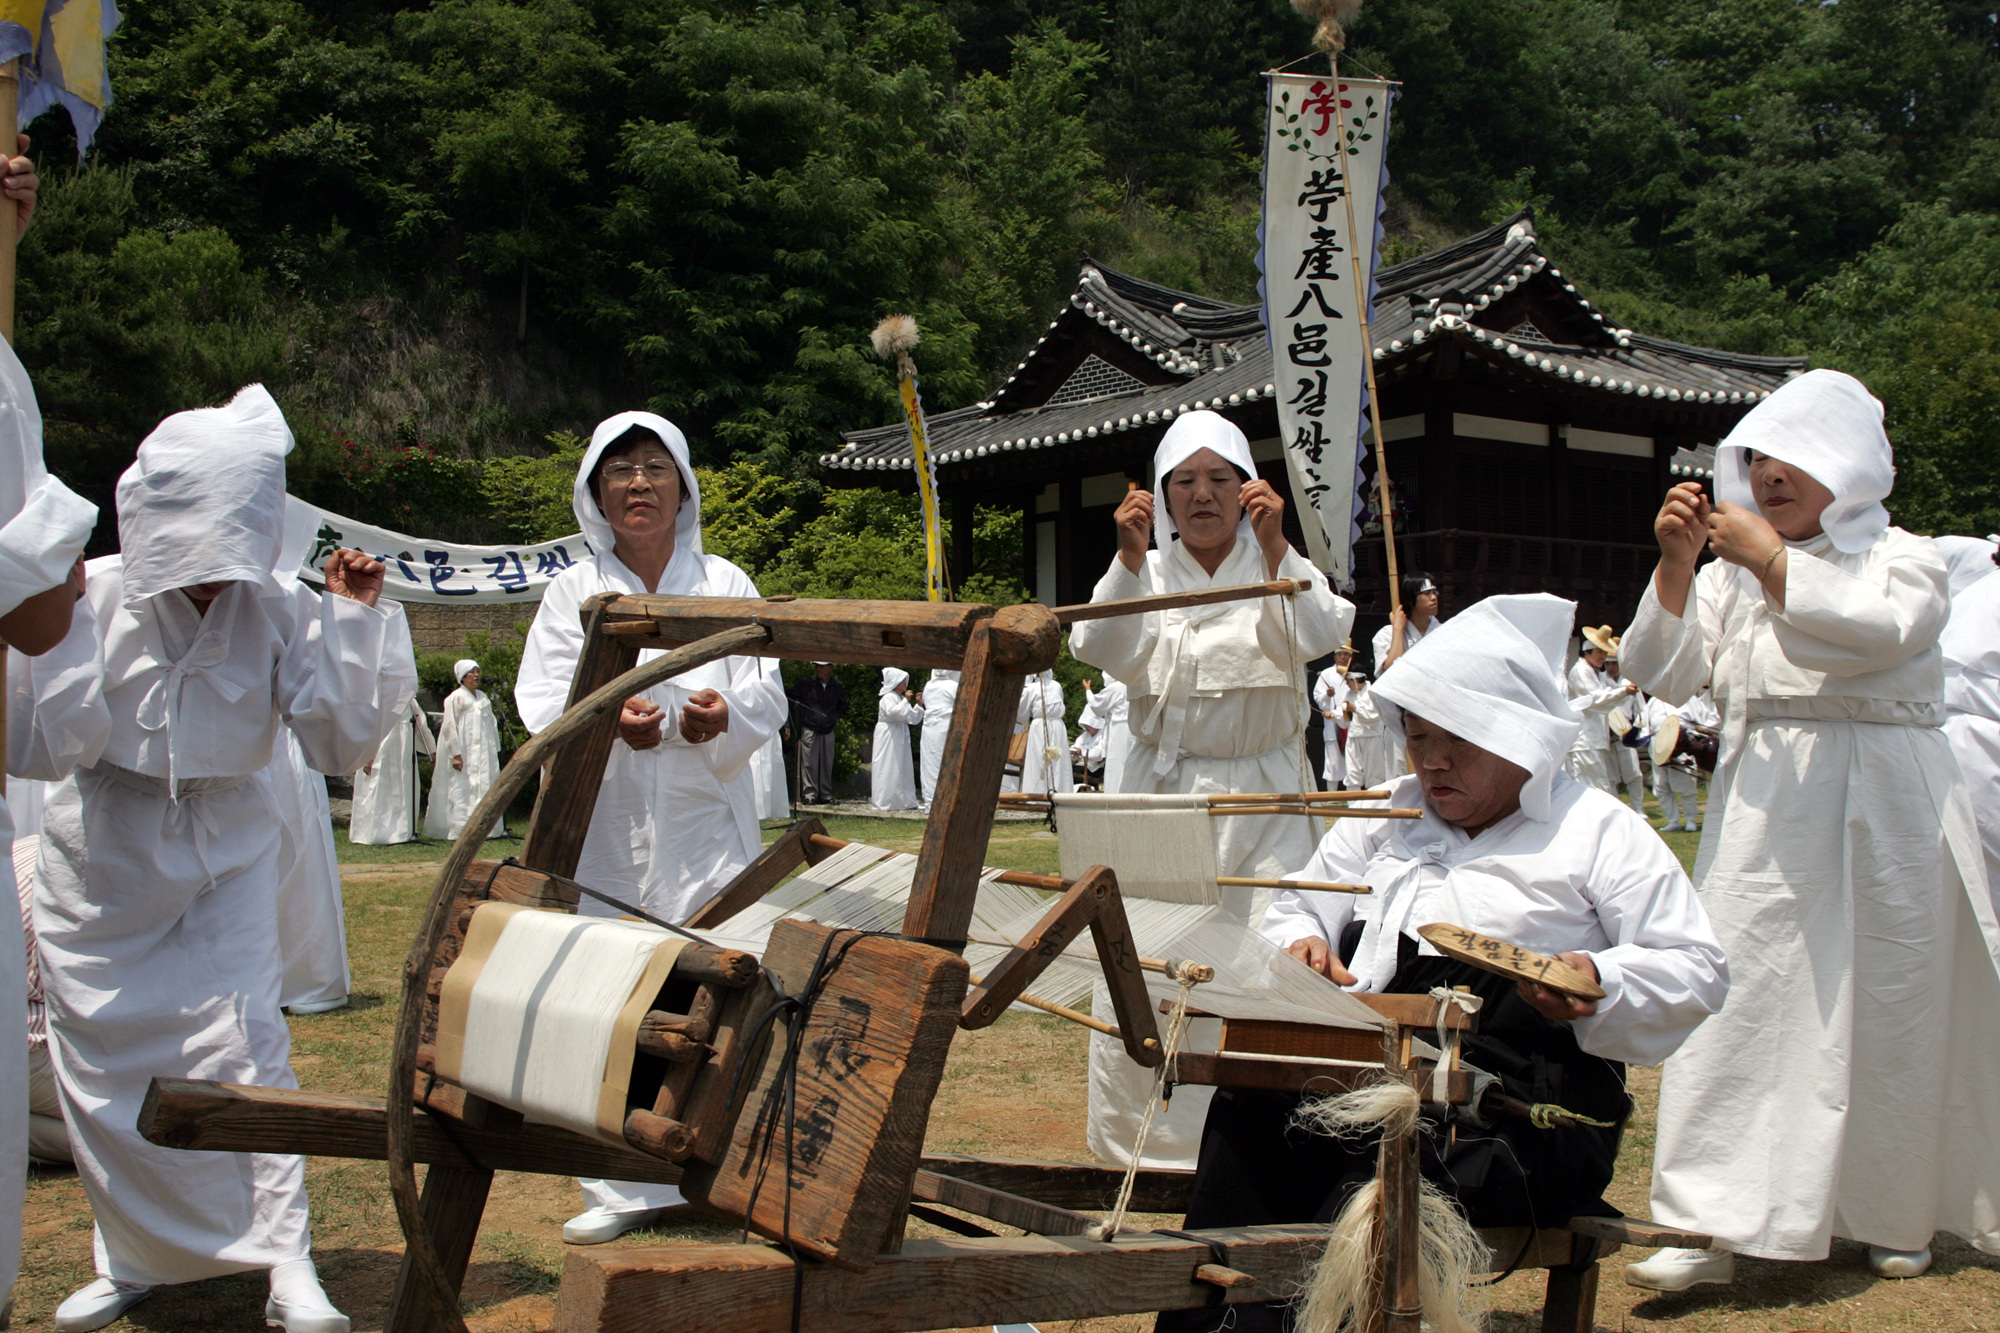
[515,411,786,1246]
[869,667,923,810]
[0,326,100,1320]
[1014,669,1072,795]
[1621,369,2000,1290]
[30,385,413,1332]
[349,695,434,845]
[1069,410,1351,1169]
[423,660,504,840]
[918,668,957,811]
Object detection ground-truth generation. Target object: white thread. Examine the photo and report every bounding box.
[1092,961,1202,1241]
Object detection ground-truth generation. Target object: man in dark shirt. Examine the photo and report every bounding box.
[787,662,847,803]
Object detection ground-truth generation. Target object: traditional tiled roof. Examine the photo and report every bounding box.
[823,211,1804,479]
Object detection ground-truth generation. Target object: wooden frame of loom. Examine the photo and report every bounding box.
[134,589,1707,1333]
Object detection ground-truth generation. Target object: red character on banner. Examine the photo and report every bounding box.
[1301,80,1353,138]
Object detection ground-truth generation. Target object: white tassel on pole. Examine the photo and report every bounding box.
[1293,1082,1490,1333]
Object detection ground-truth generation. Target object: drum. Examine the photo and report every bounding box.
[1648,714,1719,772]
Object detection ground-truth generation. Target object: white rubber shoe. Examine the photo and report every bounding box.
[53,1279,155,1332]
[1868,1244,1932,1278]
[266,1259,350,1333]
[564,1206,668,1244]
[284,996,349,1015]
[1623,1247,1735,1292]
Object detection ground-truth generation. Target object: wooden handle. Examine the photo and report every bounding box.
[1052,579,1313,625]
[1415,922,1607,1000]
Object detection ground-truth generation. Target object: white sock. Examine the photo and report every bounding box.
[269,1259,335,1309]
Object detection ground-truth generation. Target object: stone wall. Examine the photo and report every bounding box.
[400,595,543,655]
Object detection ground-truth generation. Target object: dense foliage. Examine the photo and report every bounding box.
[19,0,2000,546]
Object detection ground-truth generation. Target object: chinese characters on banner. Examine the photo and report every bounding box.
[286,498,587,603]
[1259,73,1395,585]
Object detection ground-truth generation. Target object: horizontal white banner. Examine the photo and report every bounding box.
[287,498,586,603]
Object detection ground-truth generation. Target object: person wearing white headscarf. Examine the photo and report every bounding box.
[1310,644,1355,789]
[1562,624,1637,799]
[1160,596,1724,1333]
[349,696,435,845]
[28,384,412,1332]
[1095,674,1132,794]
[515,411,786,1246]
[1619,369,2000,1290]
[423,660,504,840]
[1015,669,1072,795]
[0,328,98,1316]
[1069,410,1352,1170]
[918,668,957,811]
[869,667,923,810]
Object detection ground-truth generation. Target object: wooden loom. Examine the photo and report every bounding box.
[137,590,1705,1333]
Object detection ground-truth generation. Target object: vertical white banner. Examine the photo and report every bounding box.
[1260,73,1394,585]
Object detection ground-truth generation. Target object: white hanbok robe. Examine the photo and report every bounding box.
[1014,675,1073,796]
[1562,657,1626,795]
[1070,540,1351,1167]
[1943,569,2000,919]
[918,671,958,811]
[1341,683,1394,791]
[1311,666,1346,787]
[349,695,433,845]
[517,546,785,1218]
[751,732,791,822]
[423,685,504,840]
[270,729,349,1010]
[1641,696,1699,798]
[1263,772,1726,1068]
[1623,527,2000,1261]
[870,690,923,810]
[34,560,412,1284]
[1097,677,1132,794]
[1369,618,1434,779]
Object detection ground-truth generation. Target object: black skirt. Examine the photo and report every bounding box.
[1155,933,1630,1333]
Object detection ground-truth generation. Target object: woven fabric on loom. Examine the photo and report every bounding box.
[1050,793,1220,905]
[436,903,687,1142]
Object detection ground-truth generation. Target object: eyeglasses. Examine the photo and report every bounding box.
[602,460,679,486]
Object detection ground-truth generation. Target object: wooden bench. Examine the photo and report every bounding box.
[140,1080,1711,1332]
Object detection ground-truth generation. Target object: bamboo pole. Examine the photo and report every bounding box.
[1052,578,1313,625]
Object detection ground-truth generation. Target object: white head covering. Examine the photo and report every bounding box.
[274,495,324,591]
[879,666,909,699]
[573,411,703,588]
[929,668,958,684]
[1934,535,1999,596]
[116,384,295,606]
[1151,410,1256,553]
[455,659,479,687]
[1715,369,1893,555]
[1372,593,1583,821]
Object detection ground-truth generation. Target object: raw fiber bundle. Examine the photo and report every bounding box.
[1293,1081,1489,1333]
[871,314,921,377]
[1290,0,1365,55]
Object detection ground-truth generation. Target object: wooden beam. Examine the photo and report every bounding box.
[1052,579,1312,626]
[910,1171,1095,1237]
[553,1227,1327,1333]
[1564,1215,1710,1250]
[1168,1053,1472,1103]
[138,1079,684,1184]
[915,1154,1193,1214]
[600,594,994,669]
[388,1164,492,1333]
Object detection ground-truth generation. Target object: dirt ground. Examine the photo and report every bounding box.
[13,809,2000,1332]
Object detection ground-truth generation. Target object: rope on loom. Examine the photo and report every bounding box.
[1528,1103,1620,1130]
[1089,960,1203,1242]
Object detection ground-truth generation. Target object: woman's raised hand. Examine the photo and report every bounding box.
[1241,478,1289,574]
[1114,487,1154,573]
[1654,482,1711,570]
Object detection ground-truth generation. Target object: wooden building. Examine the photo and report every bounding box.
[821,211,1803,655]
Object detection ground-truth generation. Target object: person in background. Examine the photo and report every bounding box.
[1070,409,1351,1172]
[917,667,958,812]
[1014,669,1072,796]
[1073,677,1108,786]
[1311,641,1356,790]
[1603,651,1648,817]
[1369,574,1442,783]
[789,662,845,804]
[1339,668,1389,792]
[348,696,434,846]
[1620,369,2000,1291]
[31,385,411,1333]
[1641,692,1702,833]
[423,660,504,840]
[514,410,785,1246]
[870,667,923,810]
[1563,624,1636,798]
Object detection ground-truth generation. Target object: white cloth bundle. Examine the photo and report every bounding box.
[1052,792,1219,905]
[435,904,686,1144]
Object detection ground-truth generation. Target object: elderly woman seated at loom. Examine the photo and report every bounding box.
[1156,594,1730,1333]
[1069,410,1352,1169]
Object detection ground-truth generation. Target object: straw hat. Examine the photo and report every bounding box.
[1335,639,1355,656]
[1580,624,1618,656]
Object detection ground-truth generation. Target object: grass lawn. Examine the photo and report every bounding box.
[14,792,2000,1331]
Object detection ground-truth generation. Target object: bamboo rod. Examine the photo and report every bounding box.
[966,973,1146,1046]
[1052,578,1312,625]
[1217,876,1369,894]
[1001,789,1394,806]
[999,799,1422,821]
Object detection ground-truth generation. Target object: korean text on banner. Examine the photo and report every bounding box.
[1259,73,1394,585]
[290,500,588,604]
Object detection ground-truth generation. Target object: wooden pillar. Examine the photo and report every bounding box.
[1372,1119,1423,1333]
[950,493,975,599]
[1018,494,1036,601]
[1056,474,1082,606]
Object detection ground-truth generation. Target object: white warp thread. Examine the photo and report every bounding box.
[1055,803,1220,905]
[454,911,683,1141]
